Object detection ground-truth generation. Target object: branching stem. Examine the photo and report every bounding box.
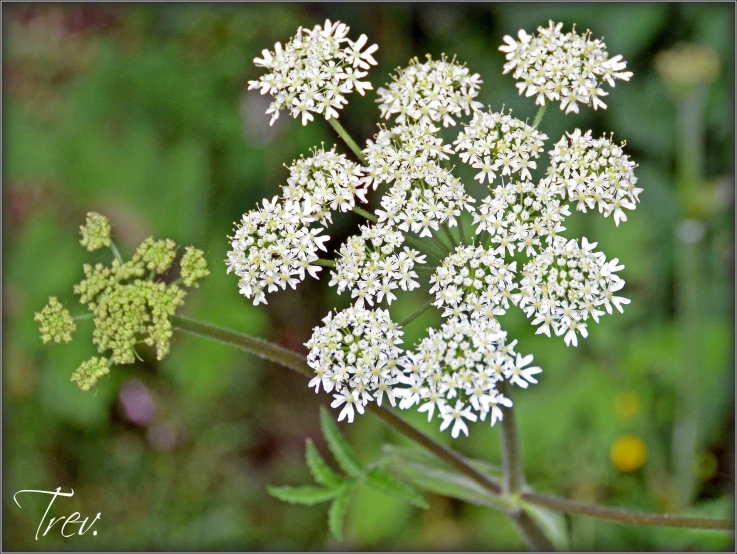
[328,117,366,164]
[169,315,734,533]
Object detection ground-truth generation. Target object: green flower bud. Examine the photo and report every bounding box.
[71,357,110,391]
[79,212,112,252]
[136,237,177,275]
[180,246,210,288]
[34,297,76,344]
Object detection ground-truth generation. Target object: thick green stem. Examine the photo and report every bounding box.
[352,205,378,223]
[532,104,547,129]
[328,117,366,164]
[398,299,434,327]
[499,380,525,495]
[169,315,734,532]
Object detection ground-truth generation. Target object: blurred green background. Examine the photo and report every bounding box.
[3,3,734,551]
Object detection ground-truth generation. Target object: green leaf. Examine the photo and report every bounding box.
[267,486,339,506]
[319,406,364,478]
[365,468,429,509]
[381,445,511,511]
[328,485,353,542]
[305,438,344,488]
[520,502,570,550]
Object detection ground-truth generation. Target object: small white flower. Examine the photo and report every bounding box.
[499,21,633,113]
[248,20,378,125]
[548,129,640,225]
[377,55,483,127]
[306,306,404,422]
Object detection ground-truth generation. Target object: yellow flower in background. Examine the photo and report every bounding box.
[614,391,641,420]
[611,434,647,472]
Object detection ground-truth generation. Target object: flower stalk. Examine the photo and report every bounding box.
[328,117,367,164]
[169,314,733,533]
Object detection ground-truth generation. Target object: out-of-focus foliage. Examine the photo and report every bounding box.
[3,4,733,551]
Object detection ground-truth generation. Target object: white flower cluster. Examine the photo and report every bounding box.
[364,122,476,236]
[517,236,629,346]
[283,145,369,224]
[248,19,378,125]
[377,55,483,127]
[429,245,517,320]
[499,21,633,113]
[306,306,404,422]
[227,197,329,305]
[547,129,641,226]
[473,178,570,256]
[236,20,640,435]
[454,110,548,183]
[329,223,426,307]
[397,315,541,438]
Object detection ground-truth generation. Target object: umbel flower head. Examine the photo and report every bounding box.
[238,21,639,436]
[248,19,378,125]
[79,211,112,252]
[499,20,633,113]
[36,213,209,390]
[306,306,404,422]
[376,54,483,127]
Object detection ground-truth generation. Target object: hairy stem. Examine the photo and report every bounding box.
[499,380,525,495]
[315,259,336,267]
[398,299,434,327]
[110,241,124,264]
[328,117,366,164]
[170,315,734,533]
[509,510,557,551]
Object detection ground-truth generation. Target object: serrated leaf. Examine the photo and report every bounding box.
[328,485,353,541]
[267,485,339,506]
[320,406,364,478]
[306,438,344,487]
[366,467,429,509]
[521,501,570,550]
[381,445,511,511]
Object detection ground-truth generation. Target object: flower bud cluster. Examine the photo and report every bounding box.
[499,20,633,113]
[454,109,548,183]
[547,129,641,226]
[329,223,426,307]
[306,306,404,422]
[36,213,209,391]
[397,315,540,437]
[79,211,112,252]
[376,54,483,127]
[248,19,377,125]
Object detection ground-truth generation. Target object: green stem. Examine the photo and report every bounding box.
[413,265,437,275]
[169,315,734,532]
[398,299,434,327]
[498,380,525,496]
[314,259,336,268]
[441,223,458,249]
[532,104,547,129]
[328,117,366,164]
[509,510,557,551]
[110,241,124,264]
[73,313,94,321]
[458,217,467,245]
[352,206,377,223]
[431,233,451,255]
